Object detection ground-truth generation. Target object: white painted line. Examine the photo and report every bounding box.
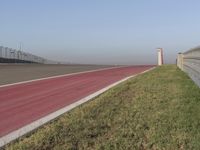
[0,67,156,147]
[0,66,122,88]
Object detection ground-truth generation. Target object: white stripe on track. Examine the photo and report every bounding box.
[0,67,156,147]
[0,66,122,88]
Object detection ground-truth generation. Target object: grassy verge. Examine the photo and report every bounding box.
[4,65,200,150]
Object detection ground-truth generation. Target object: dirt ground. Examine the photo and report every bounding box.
[0,64,113,85]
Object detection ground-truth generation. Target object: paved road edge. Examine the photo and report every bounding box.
[0,67,156,147]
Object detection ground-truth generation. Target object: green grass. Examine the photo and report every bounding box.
[4,65,200,150]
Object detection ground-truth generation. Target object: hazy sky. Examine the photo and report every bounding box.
[1,0,200,65]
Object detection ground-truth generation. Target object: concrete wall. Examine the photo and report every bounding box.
[177,46,200,87]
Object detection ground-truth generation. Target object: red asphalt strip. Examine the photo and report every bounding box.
[0,66,153,137]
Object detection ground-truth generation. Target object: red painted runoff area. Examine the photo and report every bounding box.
[0,66,153,137]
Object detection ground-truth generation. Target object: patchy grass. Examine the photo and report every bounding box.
[4,65,200,150]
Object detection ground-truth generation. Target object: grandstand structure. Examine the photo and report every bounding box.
[0,46,62,64]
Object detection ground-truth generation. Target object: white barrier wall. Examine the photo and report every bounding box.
[177,46,200,87]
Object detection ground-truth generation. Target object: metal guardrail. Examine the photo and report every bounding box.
[177,46,200,87]
[0,46,64,64]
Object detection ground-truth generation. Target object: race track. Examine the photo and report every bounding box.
[0,66,153,141]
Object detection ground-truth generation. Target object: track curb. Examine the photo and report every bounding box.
[0,66,156,147]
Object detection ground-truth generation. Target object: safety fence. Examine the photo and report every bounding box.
[0,46,62,64]
[177,46,200,87]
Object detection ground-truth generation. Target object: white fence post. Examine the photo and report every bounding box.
[177,53,183,70]
[0,46,3,58]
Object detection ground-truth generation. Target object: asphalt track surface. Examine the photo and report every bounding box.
[0,64,112,85]
[0,66,153,138]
